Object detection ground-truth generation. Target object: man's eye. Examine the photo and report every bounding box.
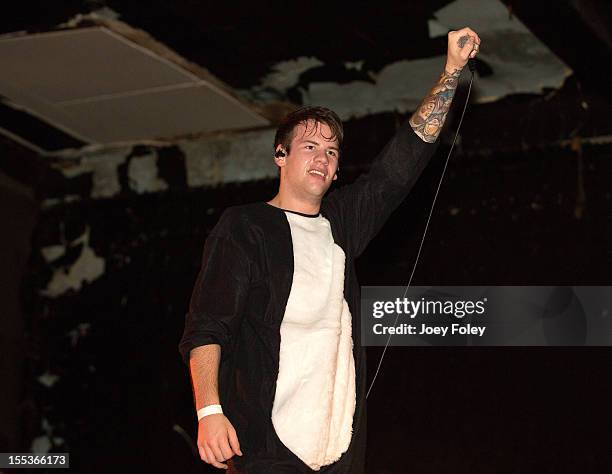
[327,150,337,158]
[305,145,315,150]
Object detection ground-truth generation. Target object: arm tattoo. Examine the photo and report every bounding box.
[409,67,461,143]
[457,35,469,48]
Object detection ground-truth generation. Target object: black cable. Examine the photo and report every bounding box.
[366,65,476,399]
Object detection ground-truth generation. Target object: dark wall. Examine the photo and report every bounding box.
[9,120,610,472]
[0,171,38,454]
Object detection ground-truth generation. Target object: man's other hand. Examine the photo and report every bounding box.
[197,414,243,470]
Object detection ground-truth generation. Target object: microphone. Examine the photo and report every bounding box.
[468,58,477,74]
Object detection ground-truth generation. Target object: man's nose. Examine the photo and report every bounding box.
[314,150,329,164]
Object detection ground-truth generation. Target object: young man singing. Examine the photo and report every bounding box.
[179,27,481,473]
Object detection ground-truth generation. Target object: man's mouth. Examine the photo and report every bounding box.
[308,169,327,179]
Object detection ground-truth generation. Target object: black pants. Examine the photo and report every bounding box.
[229,411,367,473]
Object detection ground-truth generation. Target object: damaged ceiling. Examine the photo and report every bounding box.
[0,0,610,156]
[0,21,269,154]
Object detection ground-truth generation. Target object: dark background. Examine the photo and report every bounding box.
[1,1,611,473]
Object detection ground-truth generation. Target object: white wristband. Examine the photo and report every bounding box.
[197,404,223,420]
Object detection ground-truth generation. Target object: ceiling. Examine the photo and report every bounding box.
[0,0,610,155]
[0,24,268,154]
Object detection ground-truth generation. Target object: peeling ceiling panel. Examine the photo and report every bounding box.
[428,0,572,100]
[0,100,86,151]
[0,26,268,151]
[59,83,270,144]
[255,0,573,120]
[0,28,196,102]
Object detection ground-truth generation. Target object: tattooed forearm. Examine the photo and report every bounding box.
[409,67,461,143]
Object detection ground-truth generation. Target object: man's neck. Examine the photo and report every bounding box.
[267,193,321,215]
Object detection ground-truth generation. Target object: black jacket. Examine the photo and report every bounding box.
[179,123,438,472]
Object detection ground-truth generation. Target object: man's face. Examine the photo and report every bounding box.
[276,120,339,202]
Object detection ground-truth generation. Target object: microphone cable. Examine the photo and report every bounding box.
[366,59,477,399]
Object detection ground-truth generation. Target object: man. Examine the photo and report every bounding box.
[179,28,481,473]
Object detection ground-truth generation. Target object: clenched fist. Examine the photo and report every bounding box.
[446,27,481,71]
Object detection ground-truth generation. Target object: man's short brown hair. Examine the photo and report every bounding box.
[274,106,343,155]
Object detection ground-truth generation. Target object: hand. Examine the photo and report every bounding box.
[446,27,481,71]
[197,414,242,470]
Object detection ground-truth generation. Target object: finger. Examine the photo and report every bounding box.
[461,27,478,39]
[219,437,234,461]
[228,427,243,456]
[210,441,227,464]
[468,29,481,45]
[470,39,480,58]
[198,445,208,463]
[458,27,481,45]
[205,444,228,470]
[459,36,476,59]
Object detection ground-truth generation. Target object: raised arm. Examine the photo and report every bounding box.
[410,27,481,143]
[321,27,481,256]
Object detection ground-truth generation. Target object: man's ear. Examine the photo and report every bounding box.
[332,172,338,181]
[274,146,287,167]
